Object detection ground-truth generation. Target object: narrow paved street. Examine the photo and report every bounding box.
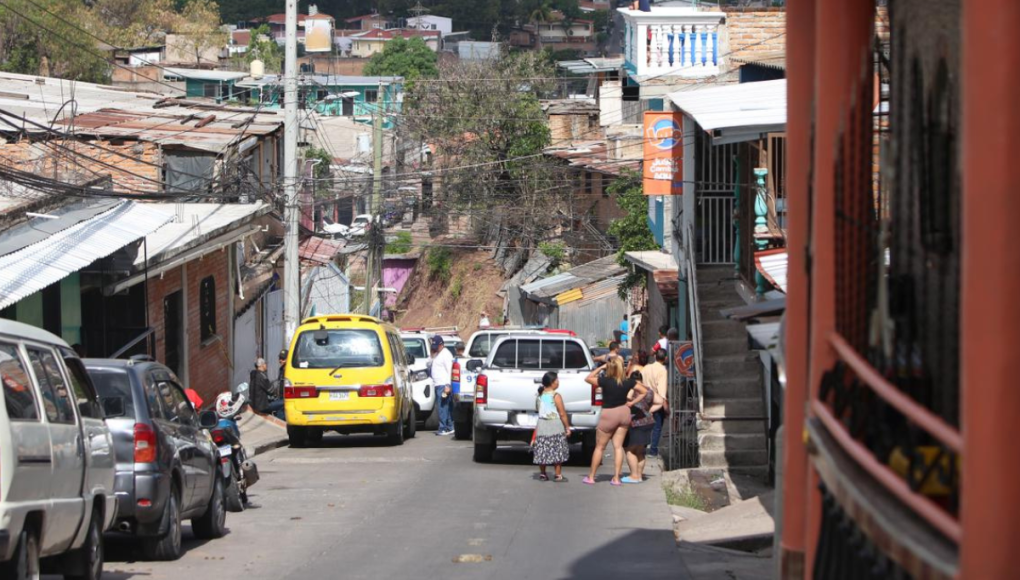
[94,433,687,580]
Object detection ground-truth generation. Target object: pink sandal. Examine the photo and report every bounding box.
[582,476,596,485]
[610,479,622,486]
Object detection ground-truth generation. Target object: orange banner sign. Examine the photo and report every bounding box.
[643,111,683,195]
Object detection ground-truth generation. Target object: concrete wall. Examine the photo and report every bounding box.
[382,258,417,307]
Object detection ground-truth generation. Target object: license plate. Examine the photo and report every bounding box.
[517,413,538,428]
[218,445,231,456]
[329,392,349,401]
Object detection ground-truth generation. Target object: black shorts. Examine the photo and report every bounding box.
[625,424,654,448]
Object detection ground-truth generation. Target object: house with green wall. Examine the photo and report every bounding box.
[164,68,251,104]
[234,74,402,127]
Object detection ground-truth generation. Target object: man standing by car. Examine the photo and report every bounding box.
[430,335,455,435]
[644,349,669,457]
[250,358,283,419]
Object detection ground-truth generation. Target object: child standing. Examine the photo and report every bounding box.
[534,372,571,481]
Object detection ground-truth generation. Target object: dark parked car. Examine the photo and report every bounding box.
[84,358,226,561]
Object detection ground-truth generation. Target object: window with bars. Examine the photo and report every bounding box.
[200,276,217,342]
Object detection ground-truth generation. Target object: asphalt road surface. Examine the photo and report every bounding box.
[88,432,689,580]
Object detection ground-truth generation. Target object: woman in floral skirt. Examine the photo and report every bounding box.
[534,372,572,481]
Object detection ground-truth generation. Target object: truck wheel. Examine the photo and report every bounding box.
[405,406,416,439]
[473,440,495,463]
[0,529,40,580]
[386,416,405,446]
[287,426,307,448]
[64,506,103,580]
[192,476,227,539]
[141,485,182,561]
[424,405,440,430]
[453,420,472,441]
[582,432,597,461]
[305,427,324,447]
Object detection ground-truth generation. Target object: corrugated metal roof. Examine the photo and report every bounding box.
[755,249,787,293]
[624,250,679,272]
[136,202,268,268]
[299,236,345,264]
[0,199,120,257]
[732,51,787,71]
[668,79,786,137]
[520,255,626,301]
[163,68,249,82]
[53,109,280,153]
[0,202,172,310]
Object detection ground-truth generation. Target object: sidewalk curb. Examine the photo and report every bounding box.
[246,410,289,457]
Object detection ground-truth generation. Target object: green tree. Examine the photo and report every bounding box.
[173,0,227,65]
[363,36,438,81]
[0,0,110,82]
[403,51,557,250]
[238,23,282,73]
[606,173,660,298]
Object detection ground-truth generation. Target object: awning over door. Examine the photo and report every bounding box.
[667,79,787,144]
[755,249,788,294]
[0,201,172,310]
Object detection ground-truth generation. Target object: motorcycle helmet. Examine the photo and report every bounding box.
[216,390,246,418]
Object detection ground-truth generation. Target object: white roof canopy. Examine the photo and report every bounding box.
[0,202,172,310]
[668,79,786,144]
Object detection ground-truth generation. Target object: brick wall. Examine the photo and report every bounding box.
[723,8,787,59]
[146,250,233,402]
[0,140,161,193]
[185,251,232,402]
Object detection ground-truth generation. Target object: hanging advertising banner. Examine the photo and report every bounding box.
[304,17,334,53]
[643,111,683,195]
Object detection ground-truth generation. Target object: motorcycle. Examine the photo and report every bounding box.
[210,383,260,512]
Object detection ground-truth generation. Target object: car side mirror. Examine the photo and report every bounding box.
[407,353,416,365]
[466,359,484,372]
[199,409,219,429]
[101,397,125,418]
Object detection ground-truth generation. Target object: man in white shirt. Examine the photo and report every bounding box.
[643,349,669,456]
[430,335,455,435]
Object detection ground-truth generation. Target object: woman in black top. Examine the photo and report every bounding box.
[583,357,647,485]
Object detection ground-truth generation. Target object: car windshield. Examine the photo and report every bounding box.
[403,338,427,359]
[293,329,384,369]
[353,217,369,225]
[87,368,136,418]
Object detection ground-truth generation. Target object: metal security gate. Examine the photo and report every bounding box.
[264,290,285,381]
[695,131,738,264]
[233,306,258,389]
[664,341,700,471]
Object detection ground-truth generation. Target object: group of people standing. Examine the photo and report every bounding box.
[532,343,671,485]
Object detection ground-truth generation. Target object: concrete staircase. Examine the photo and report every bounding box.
[695,266,769,478]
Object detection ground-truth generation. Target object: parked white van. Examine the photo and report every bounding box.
[0,319,117,580]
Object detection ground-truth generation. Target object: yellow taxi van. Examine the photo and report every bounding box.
[282,315,416,447]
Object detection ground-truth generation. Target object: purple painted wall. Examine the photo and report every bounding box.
[382,258,417,306]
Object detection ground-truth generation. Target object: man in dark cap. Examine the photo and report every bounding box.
[430,335,455,435]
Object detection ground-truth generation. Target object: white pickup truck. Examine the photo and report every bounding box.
[470,334,600,462]
[451,329,551,440]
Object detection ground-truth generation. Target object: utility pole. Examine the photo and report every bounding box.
[362,84,384,315]
[283,0,300,340]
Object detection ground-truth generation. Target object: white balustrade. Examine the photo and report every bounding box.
[620,7,724,78]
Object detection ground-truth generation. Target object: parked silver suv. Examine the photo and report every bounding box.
[0,319,117,580]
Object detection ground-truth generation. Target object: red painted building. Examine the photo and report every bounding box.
[780,1,1019,578]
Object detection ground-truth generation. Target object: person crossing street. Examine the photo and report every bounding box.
[430,335,455,435]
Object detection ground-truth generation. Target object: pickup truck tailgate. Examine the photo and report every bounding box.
[483,370,591,413]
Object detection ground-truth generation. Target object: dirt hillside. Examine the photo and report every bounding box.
[394,248,506,339]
